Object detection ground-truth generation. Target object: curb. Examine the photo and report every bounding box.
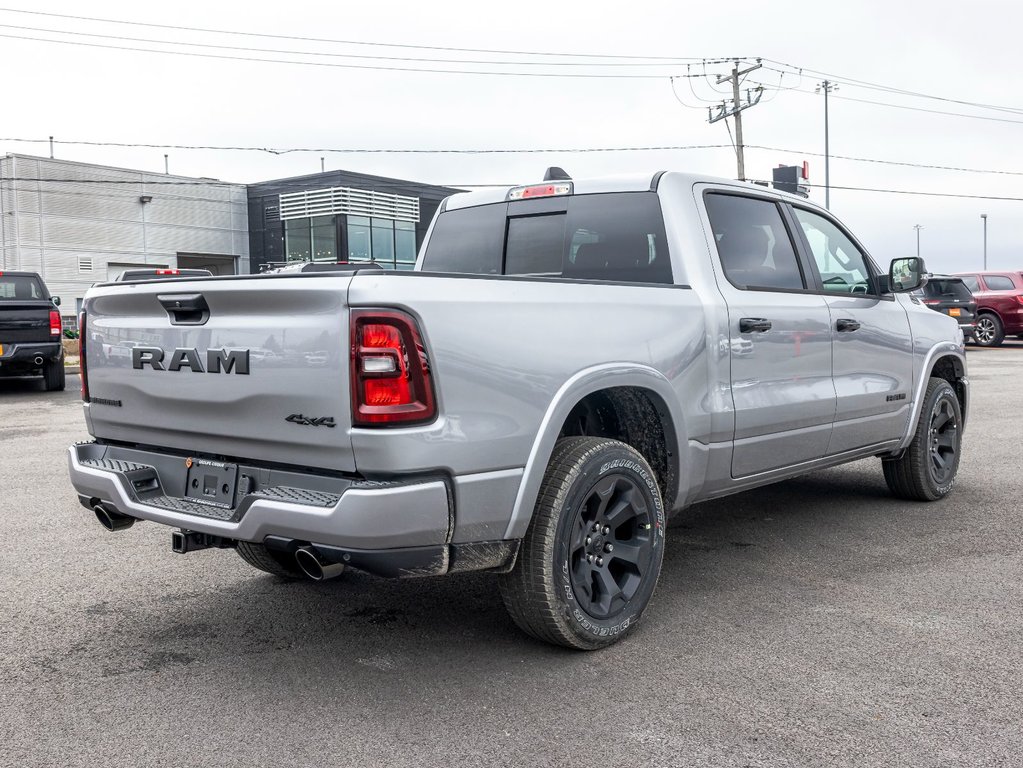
[65,366,80,374]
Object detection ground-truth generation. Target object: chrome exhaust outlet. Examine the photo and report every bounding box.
[94,503,136,532]
[33,355,44,366]
[295,546,345,581]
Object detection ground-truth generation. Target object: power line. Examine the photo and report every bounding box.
[0,6,749,64]
[0,22,733,69]
[7,136,1023,177]
[750,180,1023,203]
[0,31,700,78]
[759,58,1023,116]
[759,84,1023,125]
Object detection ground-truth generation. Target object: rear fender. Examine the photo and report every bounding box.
[503,364,686,540]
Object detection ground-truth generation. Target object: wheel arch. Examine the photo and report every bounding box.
[895,345,969,452]
[503,365,686,540]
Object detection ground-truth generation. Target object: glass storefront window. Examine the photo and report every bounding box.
[284,219,311,262]
[395,220,417,265]
[310,215,337,261]
[348,216,372,262]
[372,218,396,265]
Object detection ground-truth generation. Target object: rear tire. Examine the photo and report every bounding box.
[882,377,962,501]
[498,437,666,650]
[44,360,65,391]
[974,313,1004,347]
[236,541,306,579]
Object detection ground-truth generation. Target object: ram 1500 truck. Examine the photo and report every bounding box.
[68,171,968,650]
[0,271,65,390]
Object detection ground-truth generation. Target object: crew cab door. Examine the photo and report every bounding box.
[788,206,913,453]
[703,192,836,477]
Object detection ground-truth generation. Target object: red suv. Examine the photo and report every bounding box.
[953,271,1023,346]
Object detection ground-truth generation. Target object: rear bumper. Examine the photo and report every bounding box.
[68,441,451,551]
[0,341,62,374]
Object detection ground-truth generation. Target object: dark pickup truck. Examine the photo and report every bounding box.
[0,271,65,390]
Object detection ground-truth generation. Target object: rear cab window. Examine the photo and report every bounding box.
[0,274,44,300]
[421,192,673,284]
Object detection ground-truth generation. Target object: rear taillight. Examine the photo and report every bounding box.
[922,299,941,305]
[78,311,89,402]
[351,309,435,426]
[49,309,62,336]
[1016,295,1023,306]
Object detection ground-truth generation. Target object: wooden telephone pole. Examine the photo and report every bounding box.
[708,60,763,180]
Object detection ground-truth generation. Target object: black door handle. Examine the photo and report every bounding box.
[739,317,772,333]
[836,318,861,332]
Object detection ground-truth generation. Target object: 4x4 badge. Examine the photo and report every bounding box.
[286,414,336,428]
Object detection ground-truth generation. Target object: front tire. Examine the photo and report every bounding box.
[974,313,1004,347]
[882,377,962,501]
[499,437,666,650]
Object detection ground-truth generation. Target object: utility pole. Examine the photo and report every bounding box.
[709,59,763,180]
[981,214,988,269]
[914,224,923,258]
[816,81,838,209]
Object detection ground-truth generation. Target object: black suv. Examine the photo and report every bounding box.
[912,275,977,341]
[0,271,65,390]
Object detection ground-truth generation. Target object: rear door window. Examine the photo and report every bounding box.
[422,192,672,283]
[984,275,1016,291]
[704,193,806,291]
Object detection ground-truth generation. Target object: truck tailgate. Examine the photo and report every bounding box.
[84,276,356,472]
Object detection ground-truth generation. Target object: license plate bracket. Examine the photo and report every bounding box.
[184,458,238,508]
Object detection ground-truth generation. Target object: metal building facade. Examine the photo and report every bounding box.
[247,169,459,274]
[0,154,248,322]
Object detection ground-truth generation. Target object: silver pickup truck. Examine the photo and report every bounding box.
[68,171,968,650]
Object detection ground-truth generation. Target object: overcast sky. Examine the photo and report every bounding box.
[1,0,1020,274]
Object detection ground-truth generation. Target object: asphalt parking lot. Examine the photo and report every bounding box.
[1,343,1021,768]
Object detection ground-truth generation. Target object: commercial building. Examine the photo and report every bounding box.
[0,154,248,324]
[246,169,459,274]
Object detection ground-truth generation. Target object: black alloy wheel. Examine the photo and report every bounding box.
[882,377,963,501]
[499,437,666,650]
[927,396,959,487]
[567,474,657,620]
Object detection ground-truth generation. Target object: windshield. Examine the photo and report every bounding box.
[0,275,45,300]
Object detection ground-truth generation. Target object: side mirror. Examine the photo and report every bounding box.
[889,257,927,293]
[52,296,61,306]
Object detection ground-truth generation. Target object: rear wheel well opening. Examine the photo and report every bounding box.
[558,387,678,506]
[930,355,966,413]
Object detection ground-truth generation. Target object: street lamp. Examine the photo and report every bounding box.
[981,214,988,269]
[913,224,923,258]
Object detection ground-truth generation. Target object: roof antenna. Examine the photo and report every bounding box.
[543,167,571,181]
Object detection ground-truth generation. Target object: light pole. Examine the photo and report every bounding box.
[914,224,923,258]
[816,80,837,210]
[981,214,988,269]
